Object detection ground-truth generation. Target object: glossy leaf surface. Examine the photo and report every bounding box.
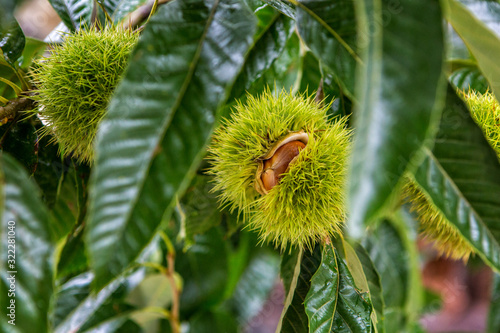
[48,0,93,31]
[0,153,53,332]
[86,0,256,290]
[305,244,373,333]
[295,0,359,98]
[445,0,500,101]
[414,86,500,271]
[348,0,444,237]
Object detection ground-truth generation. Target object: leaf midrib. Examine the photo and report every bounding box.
[106,0,222,268]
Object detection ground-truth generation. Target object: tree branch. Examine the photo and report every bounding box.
[0,98,35,124]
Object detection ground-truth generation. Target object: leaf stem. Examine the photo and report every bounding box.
[162,231,180,333]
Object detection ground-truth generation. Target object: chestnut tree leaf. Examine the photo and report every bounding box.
[277,245,321,333]
[0,19,25,66]
[295,0,360,99]
[413,86,500,272]
[348,0,445,237]
[53,270,144,333]
[86,0,256,290]
[48,0,93,31]
[449,65,489,94]
[304,243,373,333]
[0,153,54,332]
[444,0,500,102]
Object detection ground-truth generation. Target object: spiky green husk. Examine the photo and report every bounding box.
[404,91,500,260]
[465,90,500,156]
[209,89,351,250]
[32,26,138,163]
[404,180,475,261]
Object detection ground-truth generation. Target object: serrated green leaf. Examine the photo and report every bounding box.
[305,244,373,333]
[263,0,295,19]
[445,0,500,102]
[0,19,25,66]
[48,0,93,31]
[0,153,53,332]
[53,270,144,333]
[230,13,294,102]
[449,66,489,94]
[295,0,359,99]
[331,250,372,332]
[413,86,500,272]
[86,0,256,290]
[304,243,338,333]
[348,0,445,237]
[107,0,148,23]
[278,245,321,333]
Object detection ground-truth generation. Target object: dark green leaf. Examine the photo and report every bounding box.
[188,310,238,333]
[348,0,445,237]
[488,273,500,333]
[280,247,302,294]
[263,0,295,19]
[177,227,229,316]
[332,249,372,332]
[354,244,384,333]
[278,245,321,333]
[86,0,256,290]
[449,66,489,94]
[305,244,373,333]
[298,51,322,95]
[0,0,18,33]
[0,119,37,172]
[323,72,353,120]
[181,176,221,245]
[413,86,500,271]
[304,243,339,333]
[48,0,93,31]
[362,220,409,331]
[56,223,88,279]
[111,0,149,23]
[0,153,53,332]
[445,0,500,101]
[53,270,144,333]
[296,0,359,99]
[229,13,294,103]
[18,37,46,69]
[0,19,25,66]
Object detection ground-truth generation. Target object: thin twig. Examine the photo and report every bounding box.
[161,232,180,333]
[0,98,34,123]
[121,0,171,29]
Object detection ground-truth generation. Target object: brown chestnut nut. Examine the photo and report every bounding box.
[261,140,306,192]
